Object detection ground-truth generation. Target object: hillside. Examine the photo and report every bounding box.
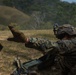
[0,0,76,29]
[0,6,30,30]
[1,0,76,26]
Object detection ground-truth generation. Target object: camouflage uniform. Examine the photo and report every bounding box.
[24,37,76,75]
[24,24,76,75]
[12,24,76,75]
[25,24,76,53]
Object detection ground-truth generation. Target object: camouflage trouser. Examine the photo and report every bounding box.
[25,37,57,54]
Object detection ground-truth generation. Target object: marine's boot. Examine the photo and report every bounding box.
[0,43,3,51]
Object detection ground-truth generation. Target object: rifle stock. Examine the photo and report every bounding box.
[11,57,38,75]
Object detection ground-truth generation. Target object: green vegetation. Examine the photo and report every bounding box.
[0,0,76,29]
[0,6,30,30]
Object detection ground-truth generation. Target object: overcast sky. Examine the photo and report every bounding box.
[61,0,76,3]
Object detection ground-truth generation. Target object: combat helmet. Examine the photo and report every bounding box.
[54,24,76,39]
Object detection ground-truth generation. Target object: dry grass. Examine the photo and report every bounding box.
[0,30,57,75]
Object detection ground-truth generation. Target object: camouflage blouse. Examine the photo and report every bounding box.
[27,37,76,54]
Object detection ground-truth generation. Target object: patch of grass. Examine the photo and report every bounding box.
[0,30,57,75]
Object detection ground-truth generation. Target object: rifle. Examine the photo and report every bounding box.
[11,57,28,75]
[11,57,40,75]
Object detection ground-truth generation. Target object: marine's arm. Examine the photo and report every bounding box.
[25,37,58,54]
